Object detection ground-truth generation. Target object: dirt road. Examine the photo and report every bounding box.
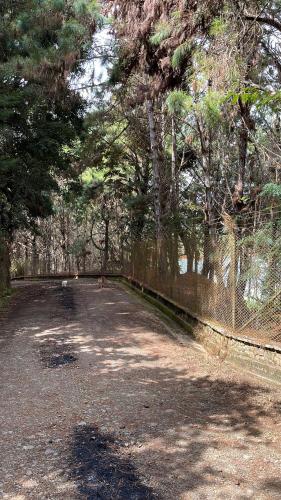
[0,279,281,499]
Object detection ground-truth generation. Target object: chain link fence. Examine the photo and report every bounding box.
[124,226,281,346]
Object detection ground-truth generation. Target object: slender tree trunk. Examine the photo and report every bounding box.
[31,236,38,276]
[202,165,216,278]
[83,252,86,273]
[46,234,51,274]
[132,160,148,241]
[233,100,252,211]
[196,117,216,278]
[103,219,109,272]
[146,98,162,239]
[171,114,179,214]
[179,232,192,273]
[167,115,180,278]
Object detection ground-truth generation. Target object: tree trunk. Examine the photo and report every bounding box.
[171,115,179,214]
[146,98,162,239]
[132,160,149,241]
[196,116,216,278]
[0,237,11,292]
[202,169,216,278]
[102,219,109,272]
[31,236,39,276]
[233,100,252,212]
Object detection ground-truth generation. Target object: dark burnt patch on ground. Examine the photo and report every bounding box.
[68,424,156,499]
[40,342,78,368]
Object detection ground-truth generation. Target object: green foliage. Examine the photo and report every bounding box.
[227,88,281,109]
[241,222,281,255]
[1,0,99,84]
[171,42,191,69]
[200,90,223,124]
[50,0,65,11]
[170,10,182,20]
[167,88,222,125]
[227,88,261,106]
[81,167,107,185]
[150,22,171,46]
[59,20,87,51]
[209,18,227,37]
[262,183,281,200]
[166,90,193,114]
[0,0,98,236]
[73,0,99,18]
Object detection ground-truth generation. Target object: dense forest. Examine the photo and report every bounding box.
[1,0,281,335]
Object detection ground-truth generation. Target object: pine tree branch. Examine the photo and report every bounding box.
[245,13,281,33]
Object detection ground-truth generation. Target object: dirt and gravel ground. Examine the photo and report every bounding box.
[0,279,281,500]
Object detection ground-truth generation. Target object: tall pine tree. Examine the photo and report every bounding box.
[0,0,100,289]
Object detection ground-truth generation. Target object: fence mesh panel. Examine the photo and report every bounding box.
[124,228,281,346]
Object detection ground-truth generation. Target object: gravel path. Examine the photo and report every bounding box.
[0,279,281,499]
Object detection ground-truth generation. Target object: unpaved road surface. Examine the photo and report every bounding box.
[0,280,281,500]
